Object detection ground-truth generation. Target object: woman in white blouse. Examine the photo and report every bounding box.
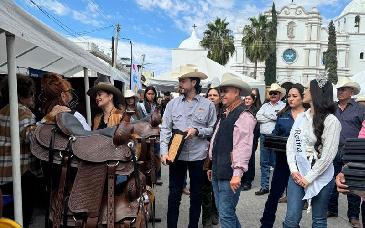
[283,77,341,228]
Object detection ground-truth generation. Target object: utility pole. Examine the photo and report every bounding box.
[113,24,121,67]
[111,36,115,66]
[140,54,145,74]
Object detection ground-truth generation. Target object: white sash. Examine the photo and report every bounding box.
[292,114,334,212]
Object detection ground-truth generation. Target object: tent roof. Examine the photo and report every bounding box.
[147,55,264,91]
[0,0,128,83]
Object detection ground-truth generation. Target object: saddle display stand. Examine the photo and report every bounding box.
[30,112,161,228]
[342,138,365,191]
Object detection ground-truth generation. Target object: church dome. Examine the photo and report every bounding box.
[178,29,203,50]
[339,0,365,17]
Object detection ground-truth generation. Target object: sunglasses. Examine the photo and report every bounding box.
[269,91,279,96]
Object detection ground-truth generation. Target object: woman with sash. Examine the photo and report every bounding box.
[283,75,341,227]
[138,86,158,118]
[260,84,306,227]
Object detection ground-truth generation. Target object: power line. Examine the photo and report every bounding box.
[28,0,82,40]
[87,0,115,26]
[75,25,114,36]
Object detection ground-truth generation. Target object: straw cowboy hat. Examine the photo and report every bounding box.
[219,72,251,96]
[268,83,286,99]
[174,64,208,80]
[87,80,123,102]
[336,77,361,95]
[124,89,137,99]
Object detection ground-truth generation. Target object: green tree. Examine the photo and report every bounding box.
[242,14,272,79]
[200,18,235,65]
[264,3,277,86]
[325,20,338,84]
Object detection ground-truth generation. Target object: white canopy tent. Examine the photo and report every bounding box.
[147,55,266,101]
[0,1,129,225]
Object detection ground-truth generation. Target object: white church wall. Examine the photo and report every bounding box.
[171,49,208,70]
[348,35,365,74]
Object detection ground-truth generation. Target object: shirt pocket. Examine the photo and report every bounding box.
[193,112,206,124]
[172,113,183,122]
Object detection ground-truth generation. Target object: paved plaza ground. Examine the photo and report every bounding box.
[30,151,357,228]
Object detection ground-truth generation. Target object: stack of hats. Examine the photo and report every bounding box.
[263,135,288,153]
[342,138,365,191]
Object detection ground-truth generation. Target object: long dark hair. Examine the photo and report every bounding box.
[310,79,336,153]
[252,88,262,109]
[144,86,157,114]
[205,87,223,117]
[277,83,305,116]
[191,77,202,94]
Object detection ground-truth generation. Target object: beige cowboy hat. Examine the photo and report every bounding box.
[219,72,251,96]
[173,64,208,80]
[124,89,137,99]
[268,83,286,99]
[336,77,361,95]
[87,82,123,102]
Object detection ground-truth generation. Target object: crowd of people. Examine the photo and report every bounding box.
[0,64,364,228]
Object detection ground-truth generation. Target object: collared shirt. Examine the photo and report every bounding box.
[209,110,256,177]
[160,95,216,161]
[0,104,37,185]
[256,100,286,134]
[286,109,341,184]
[335,99,365,145]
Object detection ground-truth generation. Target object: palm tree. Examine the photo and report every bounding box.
[200,18,235,65]
[242,14,273,79]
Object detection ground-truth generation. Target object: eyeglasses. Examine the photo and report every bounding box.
[269,91,279,96]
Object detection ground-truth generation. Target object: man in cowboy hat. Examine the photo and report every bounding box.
[328,77,365,228]
[255,83,286,195]
[207,72,256,228]
[160,64,216,228]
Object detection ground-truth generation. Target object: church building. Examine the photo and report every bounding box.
[228,0,365,84]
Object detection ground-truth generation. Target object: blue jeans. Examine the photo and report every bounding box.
[212,177,242,228]
[260,152,290,228]
[283,176,334,228]
[328,146,361,219]
[260,135,276,190]
[167,160,205,228]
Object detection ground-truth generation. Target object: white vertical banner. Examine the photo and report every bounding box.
[130,63,142,93]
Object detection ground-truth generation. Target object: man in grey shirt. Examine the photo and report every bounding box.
[160,64,216,228]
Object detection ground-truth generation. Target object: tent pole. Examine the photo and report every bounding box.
[83,67,92,126]
[6,33,23,226]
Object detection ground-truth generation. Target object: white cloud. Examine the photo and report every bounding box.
[70,37,171,76]
[272,0,340,9]
[25,0,112,27]
[27,0,70,15]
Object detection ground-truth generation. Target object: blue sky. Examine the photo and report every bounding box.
[15,0,352,75]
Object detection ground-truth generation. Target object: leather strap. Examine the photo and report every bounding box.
[107,164,116,228]
[149,138,157,184]
[53,156,69,228]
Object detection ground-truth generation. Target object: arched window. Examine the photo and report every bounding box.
[361,52,364,60]
[355,15,360,28]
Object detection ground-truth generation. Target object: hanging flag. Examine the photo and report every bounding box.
[130,63,142,93]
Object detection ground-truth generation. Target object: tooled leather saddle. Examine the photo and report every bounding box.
[30,111,161,228]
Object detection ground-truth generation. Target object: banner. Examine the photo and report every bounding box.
[130,63,142,93]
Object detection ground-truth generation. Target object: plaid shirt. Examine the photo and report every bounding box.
[0,104,38,185]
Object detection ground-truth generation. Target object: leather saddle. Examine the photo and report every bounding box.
[30,112,160,228]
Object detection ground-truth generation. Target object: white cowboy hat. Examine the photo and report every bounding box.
[124,89,137,99]
[336,77,361,95]
[173,64,208,80]
[219,72,251,96]
[355,95,365,103]
[268,83,286,99]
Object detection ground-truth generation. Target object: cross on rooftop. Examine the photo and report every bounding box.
[192,24,197,30]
